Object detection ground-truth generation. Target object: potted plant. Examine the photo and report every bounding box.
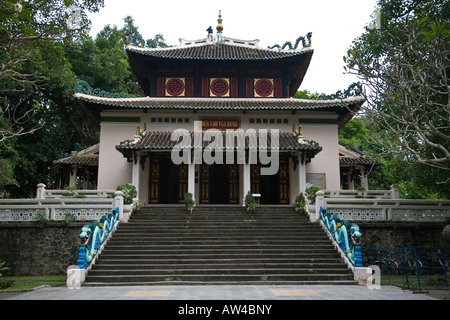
[116,184,137,212]
[245,191,256,214]
[305,185,320,213]
[184,192,195,214]
[294,192,306,214]
[132,201,142,213]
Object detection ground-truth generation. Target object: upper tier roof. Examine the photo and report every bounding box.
[125,40,313,61]
[125,34,314,97]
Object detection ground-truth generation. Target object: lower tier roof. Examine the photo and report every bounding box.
[75,94,364,129]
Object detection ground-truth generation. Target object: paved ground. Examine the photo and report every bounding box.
[1,284,446,300]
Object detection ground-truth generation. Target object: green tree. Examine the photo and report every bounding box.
[338,117,368,150]
[1,16,154,198]
[344,0,450,195]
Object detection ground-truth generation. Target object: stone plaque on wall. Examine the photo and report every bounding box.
[306,173,326,189]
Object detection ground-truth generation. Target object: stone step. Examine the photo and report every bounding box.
[107,239,330,245]
[94,252,342,260]
[94,257,344,264]
[93,262,349,269]
[83,206,354,286]
[84,273,355,284]
[115,225,322,231]
[87,268,352,276]
[103,244,336,251]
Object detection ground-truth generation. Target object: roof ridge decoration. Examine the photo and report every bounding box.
[216,10,224,43]
[268,32,313,50]
[126,34,170,49]
[303,82,363,101]
[75,79,138,98]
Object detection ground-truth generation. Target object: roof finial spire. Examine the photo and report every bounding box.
[216,10,223,43]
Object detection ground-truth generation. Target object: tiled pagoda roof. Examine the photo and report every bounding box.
[54,155,98,166]
[125,43,313,61]
[75,94,364,110]
[116,130,322,153]
[339,156,381,166]
[54,144,99,166]
[75,95,364,128]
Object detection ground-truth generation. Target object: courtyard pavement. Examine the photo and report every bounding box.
[1,284,445,300]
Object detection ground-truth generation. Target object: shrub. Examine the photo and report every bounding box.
[116,184,137,205]
[35,210,49,228]
[305,185,320,205]
[184,192,194,209]
[0,279,14,289]
[294,193,306,214]
[245,191,256,212]
[0,261,14,289]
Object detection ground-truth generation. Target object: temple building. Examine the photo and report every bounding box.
[72,12,365,206]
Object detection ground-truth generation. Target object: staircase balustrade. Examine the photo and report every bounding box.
[320,206,363,267]
[77,207,120,269]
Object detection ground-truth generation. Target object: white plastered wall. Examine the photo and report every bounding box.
[96,110,342,201]
[97,117,138,190]
[301,120,340,190]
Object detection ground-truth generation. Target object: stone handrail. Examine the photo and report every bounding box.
[43,189,115,199]
[0,185,125,222]
[314,191,450,222]
[0,198,115,222]
[322,189,395,199]
[36,183,115,199]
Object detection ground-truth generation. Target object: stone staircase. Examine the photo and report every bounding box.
[83,206,355,286]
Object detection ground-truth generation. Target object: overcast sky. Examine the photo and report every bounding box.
[87,0,378,95]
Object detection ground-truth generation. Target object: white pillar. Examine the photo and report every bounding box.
[83,170,89,190]
[314,191,325,222]
[69,165,78,187]
[347,169,354,190]
[132,155,140,200]
[298,156,306,194]
[188,163,196,204]
[114,191,124,221]
[67,265,86,289]
[391,184,400,200]
[360,167,368,190]
[242,163,251,206]
[36,183,46,199]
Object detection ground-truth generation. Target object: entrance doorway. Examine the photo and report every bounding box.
[251,154,289,204]
[259,174,280,204]
[209,164,228,203]
[149,155,187,204]
[200,164,239,204]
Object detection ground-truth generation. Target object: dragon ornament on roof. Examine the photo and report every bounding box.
[126,35,170,48]
[307,82,363,101]
[268,32,312,50]
[75,79,138,98]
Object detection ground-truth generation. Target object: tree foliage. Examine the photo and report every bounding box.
[0,0,104,89]
[344,0,450,189]
[0,11,150,198]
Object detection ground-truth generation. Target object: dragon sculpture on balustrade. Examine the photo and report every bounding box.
[77,208,119,269]
[320,206,363,267]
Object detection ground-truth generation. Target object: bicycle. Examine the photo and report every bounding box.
[394,248,424,276]
[373,250,399,276]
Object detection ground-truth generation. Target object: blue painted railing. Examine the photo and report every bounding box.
[77,208,120,269]
[320,206,363,267]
